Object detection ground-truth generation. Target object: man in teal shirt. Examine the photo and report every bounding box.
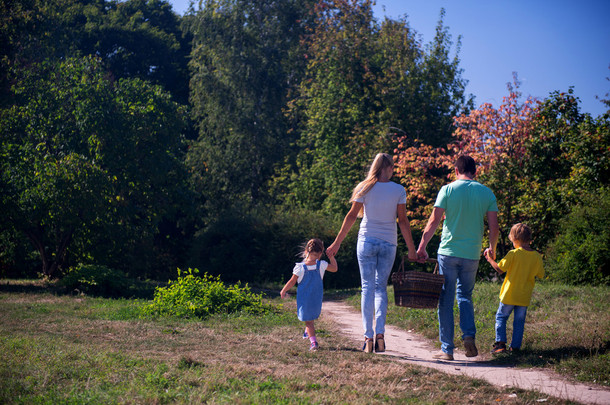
[417,156,499,360]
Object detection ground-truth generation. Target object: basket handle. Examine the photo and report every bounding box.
[399,257,439,274]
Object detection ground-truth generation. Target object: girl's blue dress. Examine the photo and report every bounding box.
[296,260,323,322]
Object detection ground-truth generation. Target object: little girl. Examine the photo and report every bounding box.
[280,238,338,351]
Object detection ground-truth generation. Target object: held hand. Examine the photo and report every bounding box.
[483,249,490,262]
[416,247,429,263]
[484,247,496,261]
[407,250,418,262]
[326,242,340,257]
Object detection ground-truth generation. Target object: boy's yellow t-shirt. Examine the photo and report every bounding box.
[498,248,544,306]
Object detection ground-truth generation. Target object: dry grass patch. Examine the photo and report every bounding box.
[0,289,573,404]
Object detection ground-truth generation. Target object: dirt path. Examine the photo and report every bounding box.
[322,300,610,405]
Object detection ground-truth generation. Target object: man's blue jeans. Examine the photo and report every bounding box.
[437,254,479,355]
[357,236,397,339]
[495,302,528,349]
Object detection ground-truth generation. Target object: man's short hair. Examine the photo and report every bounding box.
[455,155,476,176]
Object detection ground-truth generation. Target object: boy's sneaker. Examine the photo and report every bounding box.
[491,341,507,354]
[509,346,521,353]
[463,336,478,357]
[309,341,319,351]
[302,330,308,339]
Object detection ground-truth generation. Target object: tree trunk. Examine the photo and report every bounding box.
[24,226,73,279]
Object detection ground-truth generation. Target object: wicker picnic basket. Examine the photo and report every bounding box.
[391,257,444,309]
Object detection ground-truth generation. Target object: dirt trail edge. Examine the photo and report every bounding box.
[322,300,610,405]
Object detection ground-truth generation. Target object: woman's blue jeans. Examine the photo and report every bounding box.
[357,236,397,339]
[437,254,479,355]
[495,302,528,349]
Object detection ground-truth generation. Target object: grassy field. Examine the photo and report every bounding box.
[0,280,581,405]
[345,281,610,387]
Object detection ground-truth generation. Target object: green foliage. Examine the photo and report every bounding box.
[59,264,131,297]
[0,0,190,104]
[142,268,272,319]
[0,56,189,278]
[0,226,39,278]
[283,0,384,214]
[403,83,610,266]
[514,89,610,250]
[282,4,472,215]
[545,190,610,286]
[188,206,361,288]
[185,0,314,211]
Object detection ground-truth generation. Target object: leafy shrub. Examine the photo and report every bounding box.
[545,189,610,285]
[59,264,131,297]
[141,268,273,319]
[189,206,361,288]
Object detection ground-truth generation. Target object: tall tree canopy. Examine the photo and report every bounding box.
[0,57,188,278]
[395,78,610,262]
[184,0,315,212]
[0,0,190,104]
[282,2,472,215]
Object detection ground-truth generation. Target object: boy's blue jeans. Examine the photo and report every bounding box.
[357,236,397,339]
[437,254,479,355]
[495,302,528,349]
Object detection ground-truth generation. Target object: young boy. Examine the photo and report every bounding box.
[484,223,544,354]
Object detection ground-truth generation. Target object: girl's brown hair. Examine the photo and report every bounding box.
[509,223,532,243]
[301,238,324,259]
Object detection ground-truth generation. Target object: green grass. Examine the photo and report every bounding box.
[346,281,610,386]
[0,285,574,405]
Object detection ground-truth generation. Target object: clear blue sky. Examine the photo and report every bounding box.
[167,0,610,118]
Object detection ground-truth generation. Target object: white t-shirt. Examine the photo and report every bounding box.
[355,181,406,245]
[292,260,329,283]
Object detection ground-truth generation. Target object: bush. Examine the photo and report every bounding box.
[0,227,40,279]
[188,206,361,288]
[141,268,273,319]
[545,189,610,285]
[59,264,132,297]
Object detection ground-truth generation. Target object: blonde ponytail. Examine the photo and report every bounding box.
[350,153,394,202]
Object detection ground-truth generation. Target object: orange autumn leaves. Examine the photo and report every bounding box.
[394,75,539,227]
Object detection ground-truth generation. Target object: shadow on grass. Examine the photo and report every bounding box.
[489,341,610,368]
[0,279,160,299]
[324,287,361,301]
[0,281,55,294]
[1,279,360,302]
[252,286,361,301]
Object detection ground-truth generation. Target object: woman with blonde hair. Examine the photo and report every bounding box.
[327,153,417,353]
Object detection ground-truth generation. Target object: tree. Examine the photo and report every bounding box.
[450,74,538,251]
[409,8,473,147]
[595,65,610,113]
[545,190,610,286]
[0,0,190,104]
[284,0,384,214]
[0,57,188,278]
[395,75,610,263]
[284,3,472,215]
[516,88,609,248]
[395,73,540,256]
[185,0,314,212]
[85,0,191,103]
